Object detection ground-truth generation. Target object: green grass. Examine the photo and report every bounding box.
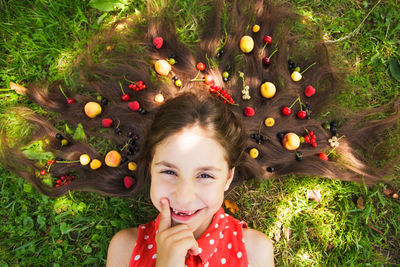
[0,0,399,266]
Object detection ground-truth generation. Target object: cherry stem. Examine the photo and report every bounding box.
[55,160,80,164]
[289,96,300,109]
[59,85,68,100]
[124,76,135,84]
[119,82,126,95]
[190,78,205,82]
[0,89,11,91]
[300,62,316,75]
[261,42,268,54]
[116,119,121,129]
[193,70,201,80]
[269,48,278,59]
[121,142,129,151]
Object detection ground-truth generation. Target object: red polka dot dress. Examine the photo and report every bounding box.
[129,207,249,266]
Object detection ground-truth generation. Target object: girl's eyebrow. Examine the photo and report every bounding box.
[154,161,222,172]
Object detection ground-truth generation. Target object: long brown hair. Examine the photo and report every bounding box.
[1,0,399,197]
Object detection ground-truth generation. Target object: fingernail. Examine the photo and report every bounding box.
[161,197,166,204]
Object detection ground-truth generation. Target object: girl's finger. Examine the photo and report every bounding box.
[158,197,171,232]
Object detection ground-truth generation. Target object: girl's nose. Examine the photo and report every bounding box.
[173,179,196,205]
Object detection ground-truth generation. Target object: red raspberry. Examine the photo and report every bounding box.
[102,118,113,128]
[244,106,255,117]
[153,37,164,49]
[124,176,136,189]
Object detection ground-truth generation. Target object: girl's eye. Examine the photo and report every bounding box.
[198,173,214,179]
[161,170,177,176]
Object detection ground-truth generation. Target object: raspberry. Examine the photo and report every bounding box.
[153,37,164,49]
[244,106,255,117]
[102,118,113,128]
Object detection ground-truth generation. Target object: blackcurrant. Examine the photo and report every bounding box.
[170,54,177,59]
[251,133,257,139]
[266,167,275,172]
[223,77,228,82]
[55,133,63,140]
[114,128,122,135]
[101,98,109,105]
[172,75,178,81]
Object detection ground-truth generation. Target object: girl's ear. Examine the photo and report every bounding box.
[224,167,235,191]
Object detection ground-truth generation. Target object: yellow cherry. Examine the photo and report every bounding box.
[90,159,102,170]
[252,24,260,33]
[264,117,275,127]
[80,154,91,165]
[240,35,254,53]
[154,93,164,103]
[84,102,102,118]
[260,82,276,98]
[291,71,302,82]
[249,148,259,159]
[128,162,137,171]
[105,150,122,167]
[282,133,300,150]
[154,59,171,76]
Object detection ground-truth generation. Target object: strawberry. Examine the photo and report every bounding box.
[123,176,136,189]
[129,101,140,112]
[153,37,164,49]
[304,85,316,97]
[102,118,113,128]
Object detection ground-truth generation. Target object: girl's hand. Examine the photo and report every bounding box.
[155,198,199,267]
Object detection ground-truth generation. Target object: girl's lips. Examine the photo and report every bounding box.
[170,207,203,222]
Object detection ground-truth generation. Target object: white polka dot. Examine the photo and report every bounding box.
[221,258,226,264]
[233,231,237,236]
[242,238,245,243]
[152,254,157,259]
[215,223,219,228]
[220,214,225,219]
[209,239,214,245]
[156,230,158,234]
[227,243,232,249]
[204,263,209,267]
[140,225,146,229]
[237,251,243,258]
[198,247,202,254]
[220,232,224,239]
[134,255,140,261]
[147,244,153,249]
[225,226,229,229]
[144,235,149,240]
[225,213,229,217]
[214,248,217,253]
[240,221,245,224]
[205,233,210,237]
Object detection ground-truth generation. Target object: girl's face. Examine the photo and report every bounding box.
[150,124,234,239]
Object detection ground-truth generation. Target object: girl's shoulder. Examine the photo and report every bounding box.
[242,228,274,267]
[106,227,138,267]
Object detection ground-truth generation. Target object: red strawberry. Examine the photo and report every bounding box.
[129,101,140,111]
[123,176,135,189]
[102,118,113,128]
[153,37,164,49]
[304,85,316,97]
[244,106,255,117]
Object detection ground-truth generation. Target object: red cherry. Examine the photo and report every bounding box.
[263,35,272,44]
[262,57,271,66]
[121,94,130,101]
[244,106,255,117]
[196,62,205,71]
[67,98,76,104]
[102,118,113,128]
[319,153,329,161]
[304,85,316,97]
[282,106,292,116]
[129,101,140,111]
[123,176,136,189]
[40,170,47,175]
[204,74,214,85]
[297,110,307,119]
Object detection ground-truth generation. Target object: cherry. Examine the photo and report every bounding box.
[319,153,329,161]
[204,74,214,85]
[263,35,272,44]
[282,106,292,116]
[40,170,47,175]
[67,98,76,104]
[196,62,205,71]
[297,110,307,119]
[121,94,130,102]
[262,57,271,66]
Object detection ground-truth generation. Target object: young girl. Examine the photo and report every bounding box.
[106,94,274,266]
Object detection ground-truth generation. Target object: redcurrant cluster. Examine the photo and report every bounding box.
[55,174,75,187]
[209,85,236,105]
[128,81,146,91]
[304,131,317,147]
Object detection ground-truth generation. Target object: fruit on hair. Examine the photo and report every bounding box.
[291,71,302,82]
[128,162,137,171]
[154,59,171,76]
[123,176,135,189]
[105,150,122,167]
[153,37,163,49]
[204,74,214,85]
[264,117,275,127]
[263,35,272,44]
[297,110,307,119]
[282,106,292,116]
[240,35,254,53]
[319,153,329,161]
[196,62,205,71]
[102,118,113,128]
[252,24,260,33]
[244,106,255,117]
[80,154,91,165]
[90,159,102,169]
[249,148,259,159]
[129,101,140,111]
[282,133,300,150]
[260,82,276,98]
[304,85,316,97]
[84,102,102,118]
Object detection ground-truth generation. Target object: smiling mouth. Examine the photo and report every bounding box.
[170,207,202,216]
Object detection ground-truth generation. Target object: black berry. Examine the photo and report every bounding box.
[267,167,275,172]
[114,128,122,135]
[223,77,228,82]
[55,133,63,140]
[101,98,109,105]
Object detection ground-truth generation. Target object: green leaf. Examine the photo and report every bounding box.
[21,140,54,163]
[389,58,400,82]
[88,0,127,12]
[96,12,108,24]
[60,222,68,233]
[37,215,46,229]
[82,245,92,253]
[65,123,73,135]
[73,123,86,142]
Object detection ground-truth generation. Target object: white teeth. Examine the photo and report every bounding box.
[171,208,198,216]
